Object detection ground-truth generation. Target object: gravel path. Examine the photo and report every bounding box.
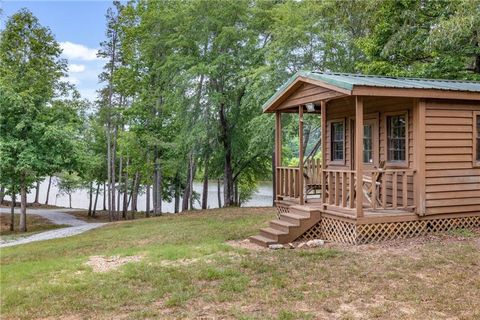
[0,208,105,248]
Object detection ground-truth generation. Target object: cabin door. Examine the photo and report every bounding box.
[350,118,378,170]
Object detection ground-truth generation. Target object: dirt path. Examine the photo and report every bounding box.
[0,208,105,248]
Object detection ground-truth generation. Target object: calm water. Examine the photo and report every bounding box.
[21,178,274,212]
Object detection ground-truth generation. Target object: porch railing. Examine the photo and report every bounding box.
[276,167,300,199]
[322,168,416,212]
[323,169,356,208]
[364,169,416,210]
[277,166,416,212]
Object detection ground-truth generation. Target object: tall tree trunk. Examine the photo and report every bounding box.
[106,124,112,221]
[152,169,157,214]
[146,184,150,217]
[34,181,40,204]
[122,159,129,219]
[93,182,100,217]
[219,102,234,206]
[19,174,27,232]
[153,147,158,215]
[174,178,180,213]
[201,156,209,210]
[10,192,15,232]
[129,172,139,218]
[223,155,233,207]
[103,182,107,211]
[0,186,5,205]
[217,179,222,208]
[182,152,193,211]
[117,156,122,215]
[68,193,72,209]
[45,176,52,205]
[156,156,162,214]
[132,172,139,212]
[127,192,132,210]
[303,124,311,158]
[189,160,197,210]
[132,173,140,214]
[122,186,128,219]
[88,181,93,217]
[105,23,118,221]
[234,180,239,206]
[111,126,117,219]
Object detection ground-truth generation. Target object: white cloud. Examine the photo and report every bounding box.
[79,88,99,102]
[68,64,86,73]
[60,41,100,61]
[61,76,80,85]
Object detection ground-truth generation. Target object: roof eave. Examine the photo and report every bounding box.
[352,85,480,101]
[262,71,353,113]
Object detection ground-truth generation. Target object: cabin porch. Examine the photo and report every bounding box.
[273,92,420,219]
[276,164,417,219]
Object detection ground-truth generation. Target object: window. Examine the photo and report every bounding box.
[476,114,480,162]
[387,114,406,162]
[363,124,373,164]
[331,121,344,161]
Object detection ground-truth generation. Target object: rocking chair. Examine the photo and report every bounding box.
[361,160,386,207]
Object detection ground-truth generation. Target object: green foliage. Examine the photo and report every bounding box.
[0,9,70,193]
[3,1,479,215]
[356,0,480,80]
[57,172,83,196]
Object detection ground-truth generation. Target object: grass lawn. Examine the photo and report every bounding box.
[0,213,67,240]
[68,210,149,223]
[1,207,479,320]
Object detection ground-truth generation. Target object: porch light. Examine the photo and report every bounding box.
[305,103,316,112]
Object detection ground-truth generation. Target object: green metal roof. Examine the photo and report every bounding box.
[307,71,480,92]
[262,70,480,111]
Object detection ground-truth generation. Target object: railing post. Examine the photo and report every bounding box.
[355,96,364,217]
[392,172,398,208]
[275,111,282,201]
[321,101,327,205]
[298,105,304,204]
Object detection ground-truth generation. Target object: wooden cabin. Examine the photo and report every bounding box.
[251,71,480,246]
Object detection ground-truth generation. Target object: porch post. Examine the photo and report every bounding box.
[355,96,364,217]
[298,106,304,205]
[275,111,282,201]
[320,101,327,205]
[414,99,426,215]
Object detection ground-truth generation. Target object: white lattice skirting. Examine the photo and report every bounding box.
[298,215,480,245]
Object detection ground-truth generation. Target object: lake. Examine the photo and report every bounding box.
[23,178,274,212]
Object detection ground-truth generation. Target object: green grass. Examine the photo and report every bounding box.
[0,213,68,240]
[448,228,476,237]
[1,207,479,320]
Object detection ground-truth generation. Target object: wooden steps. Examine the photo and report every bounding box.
[249,205,321,247]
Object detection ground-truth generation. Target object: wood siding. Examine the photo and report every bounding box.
[325,97,415,206]
[277,83,342,111]
[326,96,414,170]
[424,100,480,215]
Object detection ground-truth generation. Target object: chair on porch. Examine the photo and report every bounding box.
[361,160,386,207]
[303,140,322,199]
[338,161,385,208]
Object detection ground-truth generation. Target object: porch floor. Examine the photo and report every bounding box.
[277,198,417,224]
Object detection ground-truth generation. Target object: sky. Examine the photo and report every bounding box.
[0,0,114,101]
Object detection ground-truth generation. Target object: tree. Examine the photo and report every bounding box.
[57,172,82,208]
[356,0,480,80]
[97,2,124,221]
[0,10,71,231]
